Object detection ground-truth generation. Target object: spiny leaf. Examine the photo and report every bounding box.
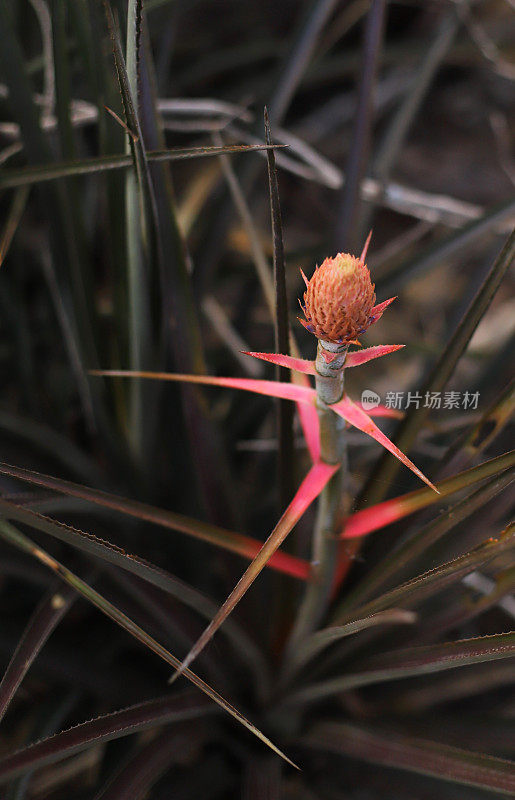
[368,295,397,323]
[286,630,515,705]
[426,565,515,643]
[341,450,515,539]
[169,462,339,683]
[0,520,297,767]
[241,352,321,460]
[92,371,425,481]
[0,461,310,579]
[287,609,417,676]
[0,494,270,695]
[342,468,514,608]
[394,661,515,715]
[332,394,438,491]
[0,691,214,784]
[345,344,405,367]
[333,524,515,625]
[243,351,317,376]
[300,722,515,794]
[242,349,405,394]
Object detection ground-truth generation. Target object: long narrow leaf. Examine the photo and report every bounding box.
[243,344,405,374]
[243,351,317,376]
[0,146,284,190]
[300,722,515,795]
[341,450,515,539]
[295,384,321,462]
[343,469,514,608]
[0,461,310,579]
[0,494,270,695]
[332,394,438,491]
[0,186,30,267]
[170,462,339,682]
[0,691,213,784]
[265,107,295,508]
[121,0,155,463]
[0,520,296,767]
[286,631,515,705]
[0,0,100,425]
[444,377,515,475]
[355,403,403,418]
[90,369,317,404]
[208,140,320,465]
[365,226,515,503]
[288,609,417,675]
[377,198,515,292]
[134,11,240,527]
[243,350,321,459]
[334,525,515,625]
[0,581,76,722]
[92,371,419,472]
[94,729,182,800]
[345,344,405,367]
[334,0,387,250]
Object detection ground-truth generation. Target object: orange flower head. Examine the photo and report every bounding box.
[300,251,377,344]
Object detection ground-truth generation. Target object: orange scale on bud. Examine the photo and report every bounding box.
[301,252,377,344]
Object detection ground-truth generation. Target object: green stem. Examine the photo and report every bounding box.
[281,340,348,677]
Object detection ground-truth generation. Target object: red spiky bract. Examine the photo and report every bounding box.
[301,253,377,344]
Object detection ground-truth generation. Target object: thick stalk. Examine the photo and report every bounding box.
[282,340,348,670]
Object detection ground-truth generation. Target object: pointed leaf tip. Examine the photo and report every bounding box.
[298,317,315,334]
[360,229,373,263]
[332,395,438,492]
[93,367,322,465]
[345,344,405,368]
[242,351,317,375]
[370,296,397,323]
[90,369,316,405]
[358,404,404,419]
[169,461,338,682]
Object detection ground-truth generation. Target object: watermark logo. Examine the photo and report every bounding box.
[360,390,480,411]
[361,389,380,411]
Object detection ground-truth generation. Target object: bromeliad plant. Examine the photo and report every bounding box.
[1,0,515,796]
[93,233,439,683]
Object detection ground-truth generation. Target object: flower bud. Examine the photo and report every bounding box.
[299,252,377,344]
